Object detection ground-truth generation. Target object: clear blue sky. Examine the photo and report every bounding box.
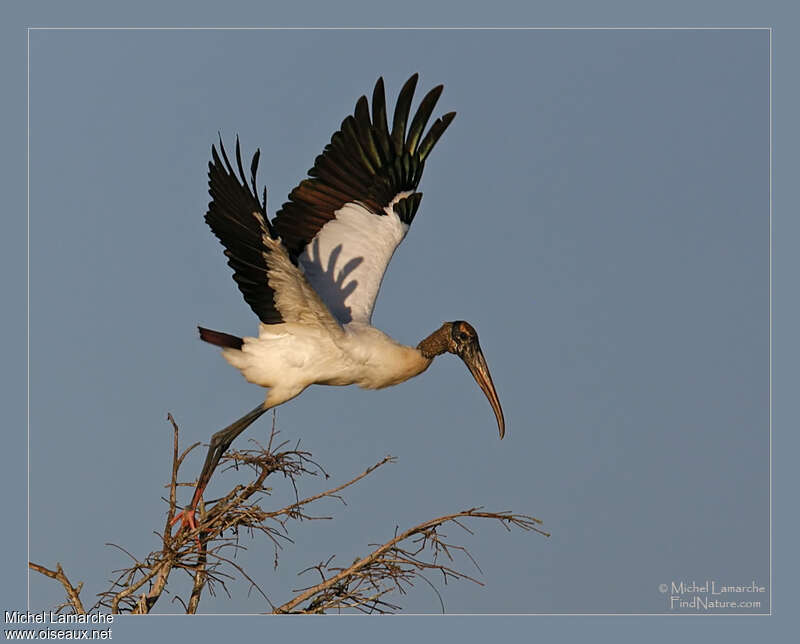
[26,25,769,613]
[4,1,796,642]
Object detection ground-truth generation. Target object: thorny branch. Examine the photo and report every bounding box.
[29,413,548,614]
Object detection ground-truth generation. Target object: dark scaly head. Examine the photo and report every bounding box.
[419,321,506,439]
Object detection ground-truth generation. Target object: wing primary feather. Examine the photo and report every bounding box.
[235,138,247,190]
[250,147,261,197]
[354,96,382,170]
[217,134,237,177]
[391,73,418,155]
[371,77,391,163]
[417,111,456,161]
[401,154,411,186]
[269,75,456,322]
[406,84,443,155]
[223,249,269,275]
[205,137,284,324]
[341,116,376,175]
[211,143,222,170]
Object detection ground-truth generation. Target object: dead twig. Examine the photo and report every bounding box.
[275,508,549,614]
[28,562,86,614]
[31,412,548,615]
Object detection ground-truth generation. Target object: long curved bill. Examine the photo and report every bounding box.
[461,342,506,439]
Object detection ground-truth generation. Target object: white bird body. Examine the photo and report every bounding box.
[217,198,431,405]
[173,75,505,540]
[223,322,432,404]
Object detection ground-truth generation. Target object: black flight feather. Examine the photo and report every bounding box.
[272,74,456,260]
[204,137,283,324]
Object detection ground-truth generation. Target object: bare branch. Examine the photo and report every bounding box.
[164,414,181,544]
[186,542,208,614]
[28,562,86,614]
[274,508,548,614]
[32,412,547,615]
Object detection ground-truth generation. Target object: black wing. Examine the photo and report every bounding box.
[204,138,284,324]
[271,74,456,260]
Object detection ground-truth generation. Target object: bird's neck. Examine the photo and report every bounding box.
[417,323,452,359]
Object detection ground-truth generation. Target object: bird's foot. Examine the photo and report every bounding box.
[171,505,202,550]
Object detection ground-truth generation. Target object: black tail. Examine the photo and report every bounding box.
[198,326,244,350]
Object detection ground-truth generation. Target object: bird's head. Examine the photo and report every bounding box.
[440,320,506,439]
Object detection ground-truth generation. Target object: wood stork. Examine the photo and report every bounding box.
[172,74,505,538]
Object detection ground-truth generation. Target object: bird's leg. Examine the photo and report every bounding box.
[171,403,269,546]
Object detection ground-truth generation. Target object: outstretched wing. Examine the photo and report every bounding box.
[204,138,287,325]
[204,137,339,334]
[271,74,456,325]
